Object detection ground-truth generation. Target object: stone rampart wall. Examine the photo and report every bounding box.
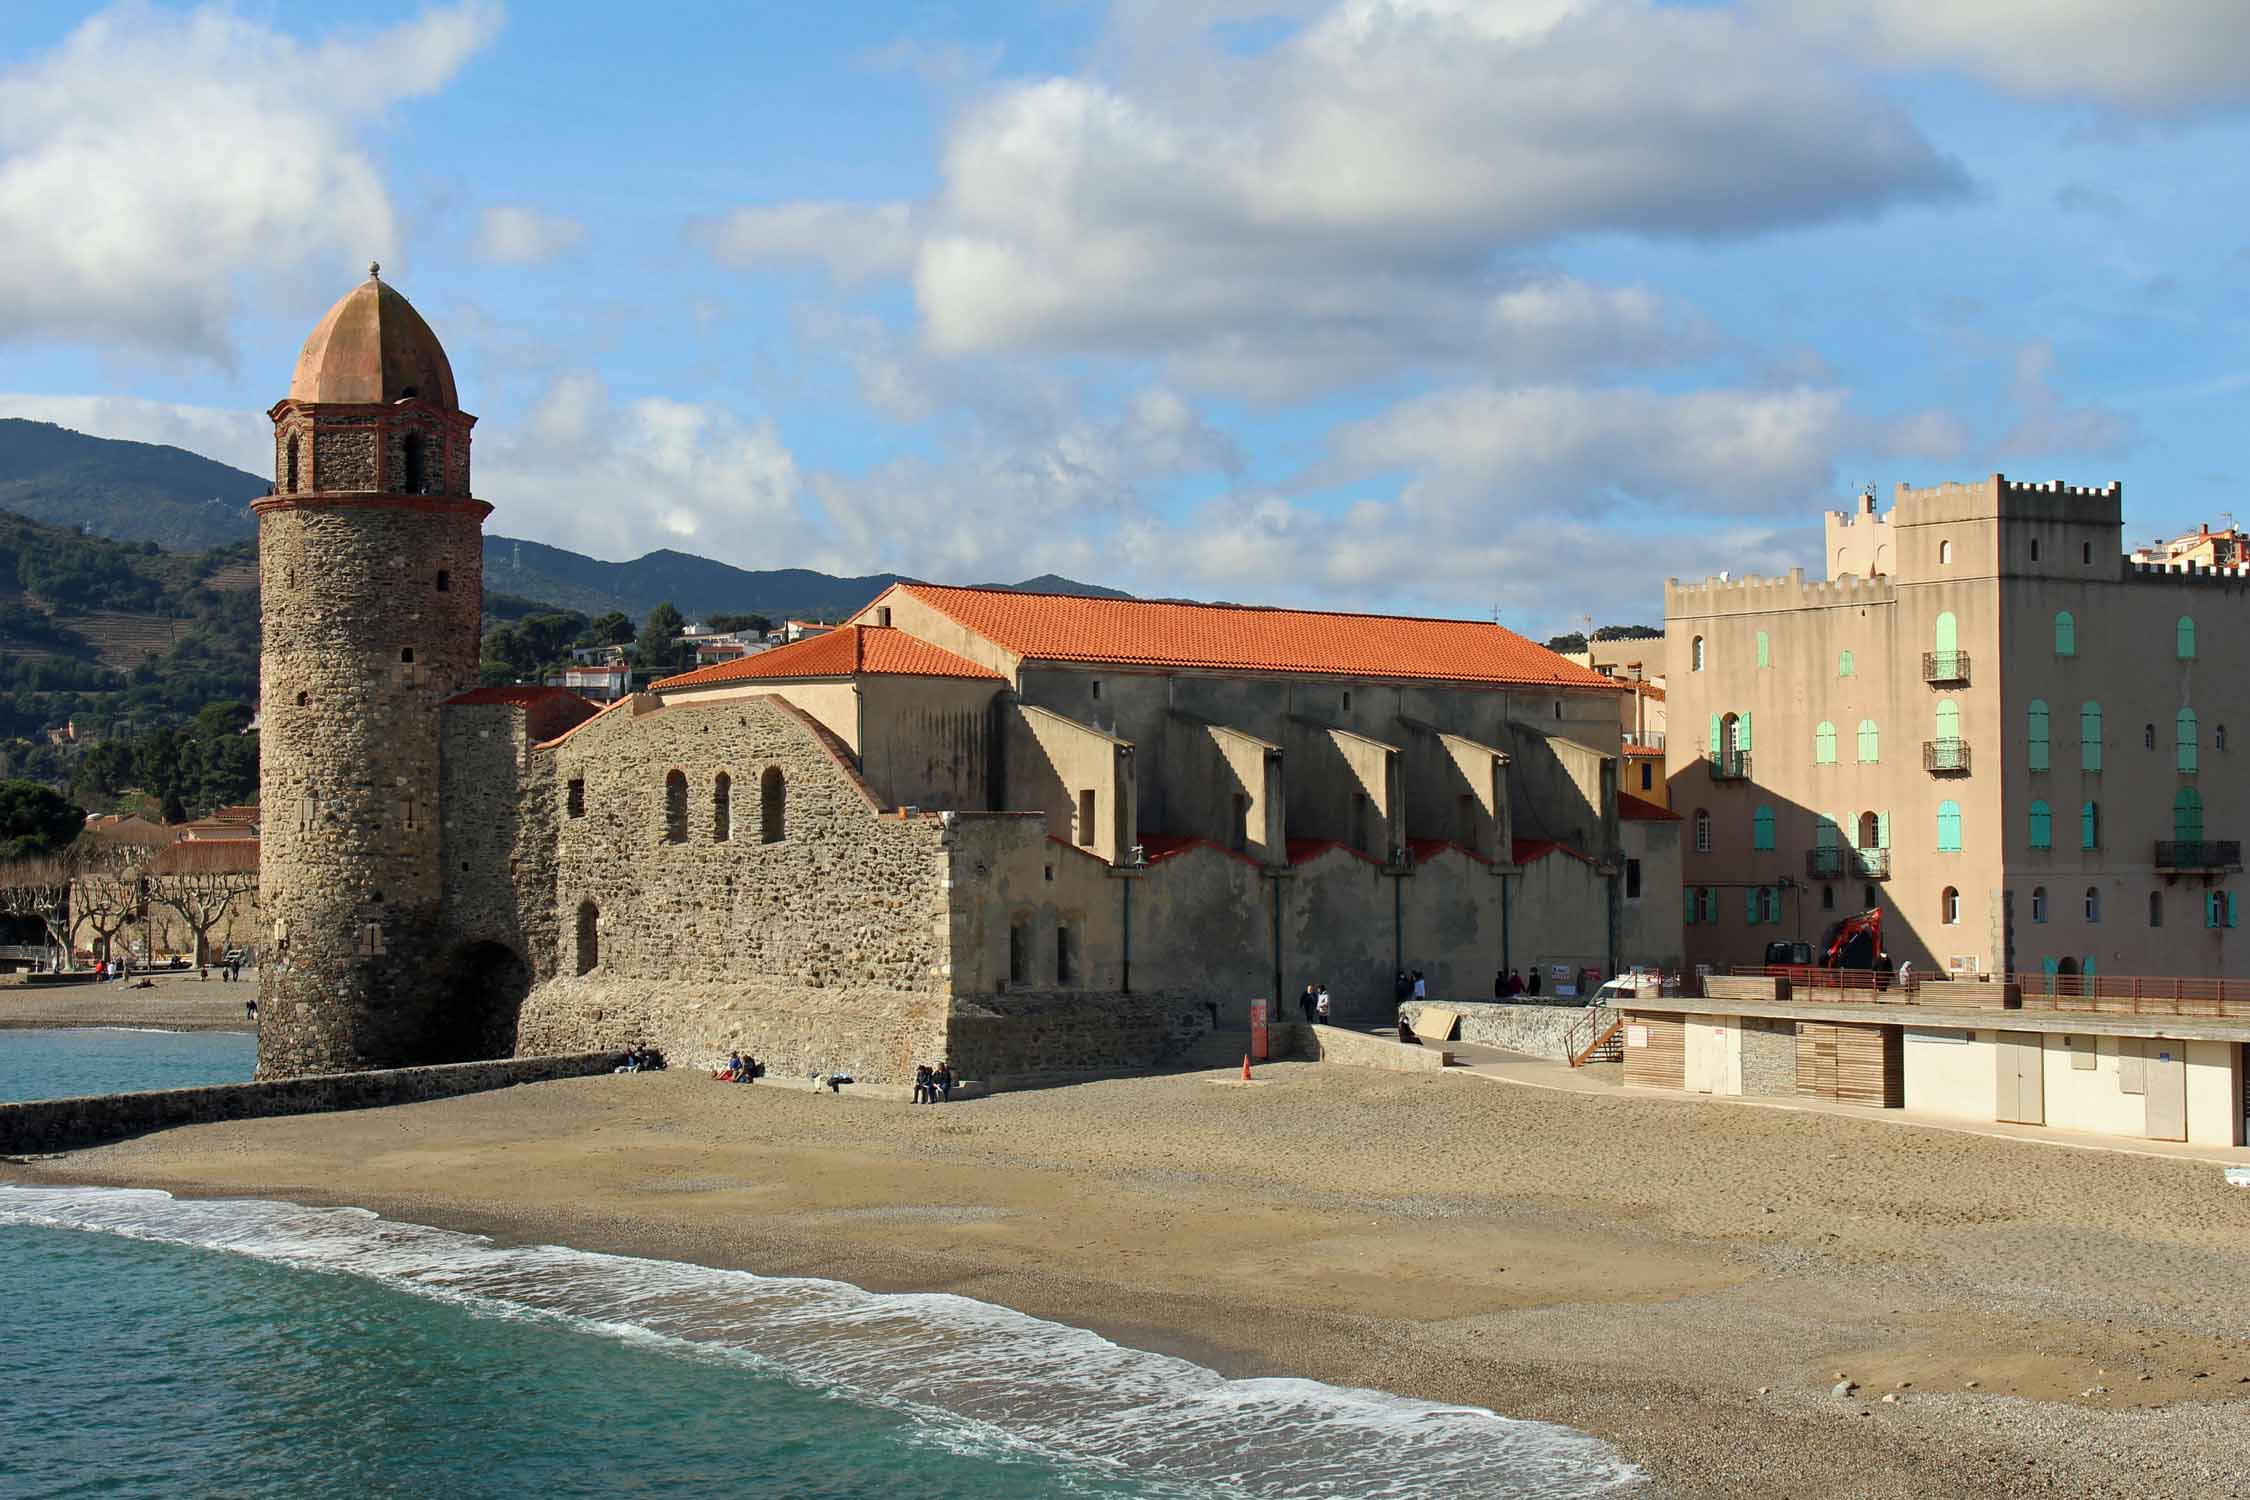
[946,989,1218,1083]
[1291,1022,1449,1071]
[1400,999,1590,1060]
[0,1052,618,1155]
[1741,1017,1796,1096]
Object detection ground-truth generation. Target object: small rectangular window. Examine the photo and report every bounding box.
[1640,762,1653,790]
[1624,858,1642,900]
[1056,924,1076,986]
[1076,789,1097,847]
[399,798,416,832]
[567,779,586,818]
[357,922,387,958]
[1090,679,1102,700]
[1342,690,1353,711]
[1008,923,1028,986]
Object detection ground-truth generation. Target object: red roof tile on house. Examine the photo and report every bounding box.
[1135,832,1261,868]
[1618,792,1680,822]
[1286,837,1383,867]
[444,685,595,709]
[887,584,1619,689]
[150,838,259,874]
[1407,836,1490,865]
[1512,837,1597,866]
[654,625,1003,690]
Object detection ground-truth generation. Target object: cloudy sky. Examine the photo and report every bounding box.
[4,1,2248,635]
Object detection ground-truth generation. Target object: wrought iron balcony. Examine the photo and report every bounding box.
[1706,750,1751,782]
[1922,737,1970,774]
[1922,650,1970,684]
[1805,847,1890,880]
[2154,840,2242,872]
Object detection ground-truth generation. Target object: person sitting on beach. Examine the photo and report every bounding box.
[715,1051,743,1081]
[1398,1012,1416,1044]
[912,1064,934,1104]
[617,1045,648,1074]
[935,1061,954,1102]
[738,1055,761,1082]
[821,1072,853,1094]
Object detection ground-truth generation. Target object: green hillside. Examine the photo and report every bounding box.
[0,419,263,550]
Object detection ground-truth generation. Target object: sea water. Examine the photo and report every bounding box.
[0,1187,1639,1499]
[0,1027,255,1103]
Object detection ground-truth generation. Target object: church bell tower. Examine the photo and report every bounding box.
[255,265,487,1076]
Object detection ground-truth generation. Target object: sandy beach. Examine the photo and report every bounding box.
[0,972,258,1033]
[7,1057,2248,1498]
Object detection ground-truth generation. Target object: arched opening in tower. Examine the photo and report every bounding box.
[438,940,531,1063]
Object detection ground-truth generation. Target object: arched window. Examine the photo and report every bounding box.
[2177,708,2198,773]
[2084,886,2101,923]
[2174,787,2204,843]
[2054,611,2075,657]
[285,433,300,493]
[1822,884,1836,910]
[2149,890,2165,928]
[713,772,732,842]
[1753,804,1775,851]
[2081,800,2099,851]
[2028,800,2052,850]
[1933,610,1957,656]
[1941,886,1960,924]
[575,900,599,975]
[664,769,687,843]
[760,766,785,844]
[2144,722,2156,750]
[1857,810,1884,850]
[403,433,428,495]
[1814,721,1837,764]
[1934,699,1959,741]
[2080,701,2103,771]
[1691,636,1705,672]
[2027,699,2049,770]
[436,570,450,593]
[1939,540,1953,565]
[400,647,414,663]
[1936,799,1962,852]
[1755,630,1770,669]
[2031,886,2048,924]
[1857,719,1879,763]
[1692,809,1712,854]
[2177,615,2196,660]
[1838,649,1855,677]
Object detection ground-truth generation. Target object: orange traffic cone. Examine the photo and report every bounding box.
[1241,1054,1252,1082]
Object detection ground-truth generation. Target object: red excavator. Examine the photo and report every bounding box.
[1820,908,1886,971]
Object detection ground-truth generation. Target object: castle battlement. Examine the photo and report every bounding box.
[1666,567,1897,619]
[2125,559,2250,586]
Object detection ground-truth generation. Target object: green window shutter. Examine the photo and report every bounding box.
[2081,702,2102,771]
[1876,810,1891,850]
[1739,712,1753,751]
[2081,800,2098,851]
[2028,699,2049,771]
[1934,611,1957,655]
[2174,788,2203,843]
[1753,805,1774,851]
[1935,700,1959,740]
[1937,800,1961,852]
[2055,612,2074,657]
[2029,801,2051,850]
[1745,888,1759,925]
[1701,888,1716,924]
[1684,894,1697,926]
[2178,615,2196,660]
[1756,631,1770,668]
[1709,712,1721,755]
[2229,891,2238,929]
[1815,721,1835,764]
[1858,719,1879,762]
[1838,649,1854,677]
[2178,708,2198,773]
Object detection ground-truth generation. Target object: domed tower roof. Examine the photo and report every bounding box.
[287,264,459,409]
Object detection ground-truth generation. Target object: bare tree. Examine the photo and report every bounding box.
[147,867,259,966]
[70,851,145,966]
[0,853,79,962]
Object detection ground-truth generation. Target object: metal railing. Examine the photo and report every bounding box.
[1723,966,2250,1021]
[2016,972,2250,1018]
[1622,729,1666,751]
[1921,650,1970,684]
[2154,840,2242,871]
[1804,846,1890,879]
[1706,750,1751,781]
[1922,737,1970,773]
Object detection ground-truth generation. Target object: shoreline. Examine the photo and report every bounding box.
[7,1064,2249,1497]
[0,979,261,1034]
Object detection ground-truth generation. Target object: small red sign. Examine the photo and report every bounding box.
[1250,999,1269,1060]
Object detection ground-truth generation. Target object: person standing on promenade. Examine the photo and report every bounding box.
[1315,985,1332,1026]
[1299,983,1317,1024]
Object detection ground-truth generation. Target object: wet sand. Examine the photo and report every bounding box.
[7,1060,2248,1497]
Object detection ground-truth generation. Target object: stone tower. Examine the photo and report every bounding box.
[255,266,487,1077]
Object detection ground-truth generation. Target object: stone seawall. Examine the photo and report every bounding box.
[1400,1001,1590,1060]
[0,1052,619,1156]
[947,989,1218,1085]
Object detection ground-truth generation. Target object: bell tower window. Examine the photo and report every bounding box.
[402,433,428,495]
[284,433,300,493]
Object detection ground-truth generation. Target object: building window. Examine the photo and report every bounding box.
[663,770,688,843]
[1934,698,1959,742]
[400,647,415,664]
[1755,630,1770,668]
[2205,890,2239,929]
[2030,537,2041,562]
[2080,701,2103,771]
[1625,858,1642,900]
[1759,886,1779,924]
[2144,722,2156,750]
[2029,800,2051,850]
[1691,636,1704,672]
[1639,762,1652,791]
[1009,922,1029,986]
[2028,699,2049,770]
[2031,886,2047,923]
[1232,793,1251,852]
[713,772,732,841]
[760,766,785,844]
[2219,724,2229,752]
[1941,886,1960,924]
[2174,787,2204,843]
[2085,886,2101,923]
[402,433,429,495]
[2081,800,2099,851]
[1815,813,1840,851]
[1815,721,1837,764]
[285,433,300,493]
[562,777,588,818]
[1056,923,1077,986]
[1091,679,1103,701]
[2177,708,2199,773]
[1936,799,1962,852]
[1938,540,1953,565]
[1693,809,1711,853]
[1698,887,1717,924]
[1822,884,1836,911]
[436,569,449,593]
[1838,649,1854,677]
[400,797,417,832]
[1857,809,1884,850]
[1864,884,1878,910]
[575,901,599,975]
[1857,719,1879,763]
[2149,890,2165,928]
[1753,804,1775,851]
[2082,541,2093,564]
[2177,615,2197,660]
[1342,690,1352,712]
[2054,611,2075,656]
[1078,789,1098,848]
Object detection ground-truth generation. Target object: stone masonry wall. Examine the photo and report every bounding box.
[1400,999,1588,1060]
[311,426,378,491]
[1741,1017,1797,1096]
[945,988,1218,1083]
[442,704,560,979]
[515,695,955,1082]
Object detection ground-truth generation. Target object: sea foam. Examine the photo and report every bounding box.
[0,1185,1638,1499]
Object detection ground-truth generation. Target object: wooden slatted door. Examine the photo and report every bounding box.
[1834,1023,1903,1108]
[1795,1023,1839,1098]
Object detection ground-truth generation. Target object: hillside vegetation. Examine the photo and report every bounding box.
[0,419,262,550]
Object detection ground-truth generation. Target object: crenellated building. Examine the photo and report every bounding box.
[1667,476,2246,984]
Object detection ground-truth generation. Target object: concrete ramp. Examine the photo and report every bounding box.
[1412,1006,1462,1043]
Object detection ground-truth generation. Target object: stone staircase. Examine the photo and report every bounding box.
[1165,1027,1261,1071]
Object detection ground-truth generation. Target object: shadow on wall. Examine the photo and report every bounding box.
[437,939,530,1063]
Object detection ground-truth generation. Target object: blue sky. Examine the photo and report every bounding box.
[3,1,2249,636]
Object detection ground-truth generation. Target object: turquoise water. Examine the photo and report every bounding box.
[0,1189,1638,1498]
[0,1027,255,1103]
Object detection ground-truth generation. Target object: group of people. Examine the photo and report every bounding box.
[1391,970,1429,1004]
[912,1062,956,1103]
[1491,968,1542,998]
[615,1044,665,1073]
[713,1052,764,1083]
[198,960,247,982]
[1296,983,1332,1025]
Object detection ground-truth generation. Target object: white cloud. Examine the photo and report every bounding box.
[479,373,814,565]
[1996,340,2134,459]
[692,201,920,286]
[0,2,500,363]
[0,394,271,475]
[1773,0,2250,114]
[473,205,587,266]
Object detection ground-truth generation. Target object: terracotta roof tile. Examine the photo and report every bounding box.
[150,838,259,874]
[1618,792,1680,822]
[654,625,1003,691]
[1512,837,1597,866]
[890,584,1617,689]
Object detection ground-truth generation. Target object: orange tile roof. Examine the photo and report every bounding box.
[150,838,259,874]
[889,584,1617,689]
[444,685,594,708]
[654,625,1003,691]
